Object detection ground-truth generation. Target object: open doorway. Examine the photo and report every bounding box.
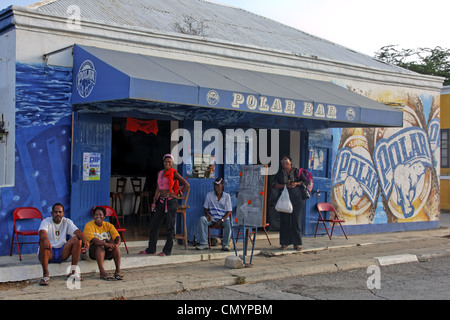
[111,117,171,240]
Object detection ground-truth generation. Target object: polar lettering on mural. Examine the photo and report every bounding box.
[333,148,378,207]
[373,127,433,219]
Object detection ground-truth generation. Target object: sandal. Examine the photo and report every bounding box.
[280,245,287,251]
[294,246,302,251]
[100,274,116,281]
[114,273,124,280]
[138,250,155,255]
[39,277,50,286]
[157,252,167,256]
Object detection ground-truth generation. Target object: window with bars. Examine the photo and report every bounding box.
[441,129,450,168]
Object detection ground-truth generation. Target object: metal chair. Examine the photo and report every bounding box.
[94,205,129,254]
[315,202,348,240]
[174,189,190,249]
[110,177,127,225]
[130,177,152,222]
[10,207,43,261]
[130,177,142,216]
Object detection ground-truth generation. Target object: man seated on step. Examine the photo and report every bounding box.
[196,178,232,251]
[38,203,89,286]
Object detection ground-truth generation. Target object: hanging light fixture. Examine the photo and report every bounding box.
[0,114,8,142]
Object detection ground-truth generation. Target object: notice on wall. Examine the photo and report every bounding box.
[83,152,101,181]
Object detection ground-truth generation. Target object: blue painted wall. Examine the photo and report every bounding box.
[0,63,72,256]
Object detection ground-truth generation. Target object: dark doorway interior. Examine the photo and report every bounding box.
[111,117,170,188]
[111,117,171,240]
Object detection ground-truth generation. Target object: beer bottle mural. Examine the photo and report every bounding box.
[332,128,379,224]
[427,96,440,170]
[332,93,440,225]
[425,96,441,221]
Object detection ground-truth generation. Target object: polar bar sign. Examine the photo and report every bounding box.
[71,45,404,126]
[211,91,358,122]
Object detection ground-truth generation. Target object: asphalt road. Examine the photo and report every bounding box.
[136,255,450,301]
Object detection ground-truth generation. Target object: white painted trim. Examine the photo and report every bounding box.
[442,86,450,95]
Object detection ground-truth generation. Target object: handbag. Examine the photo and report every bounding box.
[275,186,293,213]
[300,184,311,200]
[299,168,313,200]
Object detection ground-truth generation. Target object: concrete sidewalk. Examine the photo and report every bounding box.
[0,230,364,283]
[1,216,449,300]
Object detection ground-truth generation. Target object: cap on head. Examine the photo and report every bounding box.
[163,154,174,161]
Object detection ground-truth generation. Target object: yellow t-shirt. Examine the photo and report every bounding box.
[83,220,120,243]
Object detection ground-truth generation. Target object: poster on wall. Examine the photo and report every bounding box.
[83,152,101,181]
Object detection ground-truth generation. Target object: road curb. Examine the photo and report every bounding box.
[416,249,450,262]
[375,254,419,266]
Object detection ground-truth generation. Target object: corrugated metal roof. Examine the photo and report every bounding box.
[27,0,413,75]
[442,85,450,95]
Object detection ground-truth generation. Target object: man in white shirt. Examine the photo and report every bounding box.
[38,203,89,286]
[196,178,233,251]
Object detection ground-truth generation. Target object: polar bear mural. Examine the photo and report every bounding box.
[342,176,364,210]
[393,161,426,219]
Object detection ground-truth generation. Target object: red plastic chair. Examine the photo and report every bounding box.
[94,206,129,254]
[10,207,43,261]
[315,202,348,240]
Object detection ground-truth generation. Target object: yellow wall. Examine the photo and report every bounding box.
[441,180,450,210]
[441,94,450,128]
[441,91,450,209]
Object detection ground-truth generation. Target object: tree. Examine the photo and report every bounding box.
[374,45,450,85]
[173,15,209,37]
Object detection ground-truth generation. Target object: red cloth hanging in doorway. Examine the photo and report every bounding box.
[125,117,158,135]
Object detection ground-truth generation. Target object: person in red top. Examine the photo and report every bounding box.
[139,154,189,256]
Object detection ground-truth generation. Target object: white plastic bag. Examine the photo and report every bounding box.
[275,186,293,213]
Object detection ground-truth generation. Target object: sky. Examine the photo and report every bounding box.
[3,0,449,57]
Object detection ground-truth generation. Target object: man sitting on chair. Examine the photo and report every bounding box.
[196,178,232,251]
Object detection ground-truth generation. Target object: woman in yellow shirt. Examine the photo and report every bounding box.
[83,207,123,280]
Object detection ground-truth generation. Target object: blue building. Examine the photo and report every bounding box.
[0,0,443,256]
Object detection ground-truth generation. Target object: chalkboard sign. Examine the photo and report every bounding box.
[236,165,268,227]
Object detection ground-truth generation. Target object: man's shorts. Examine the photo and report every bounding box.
[38,246,67,264]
